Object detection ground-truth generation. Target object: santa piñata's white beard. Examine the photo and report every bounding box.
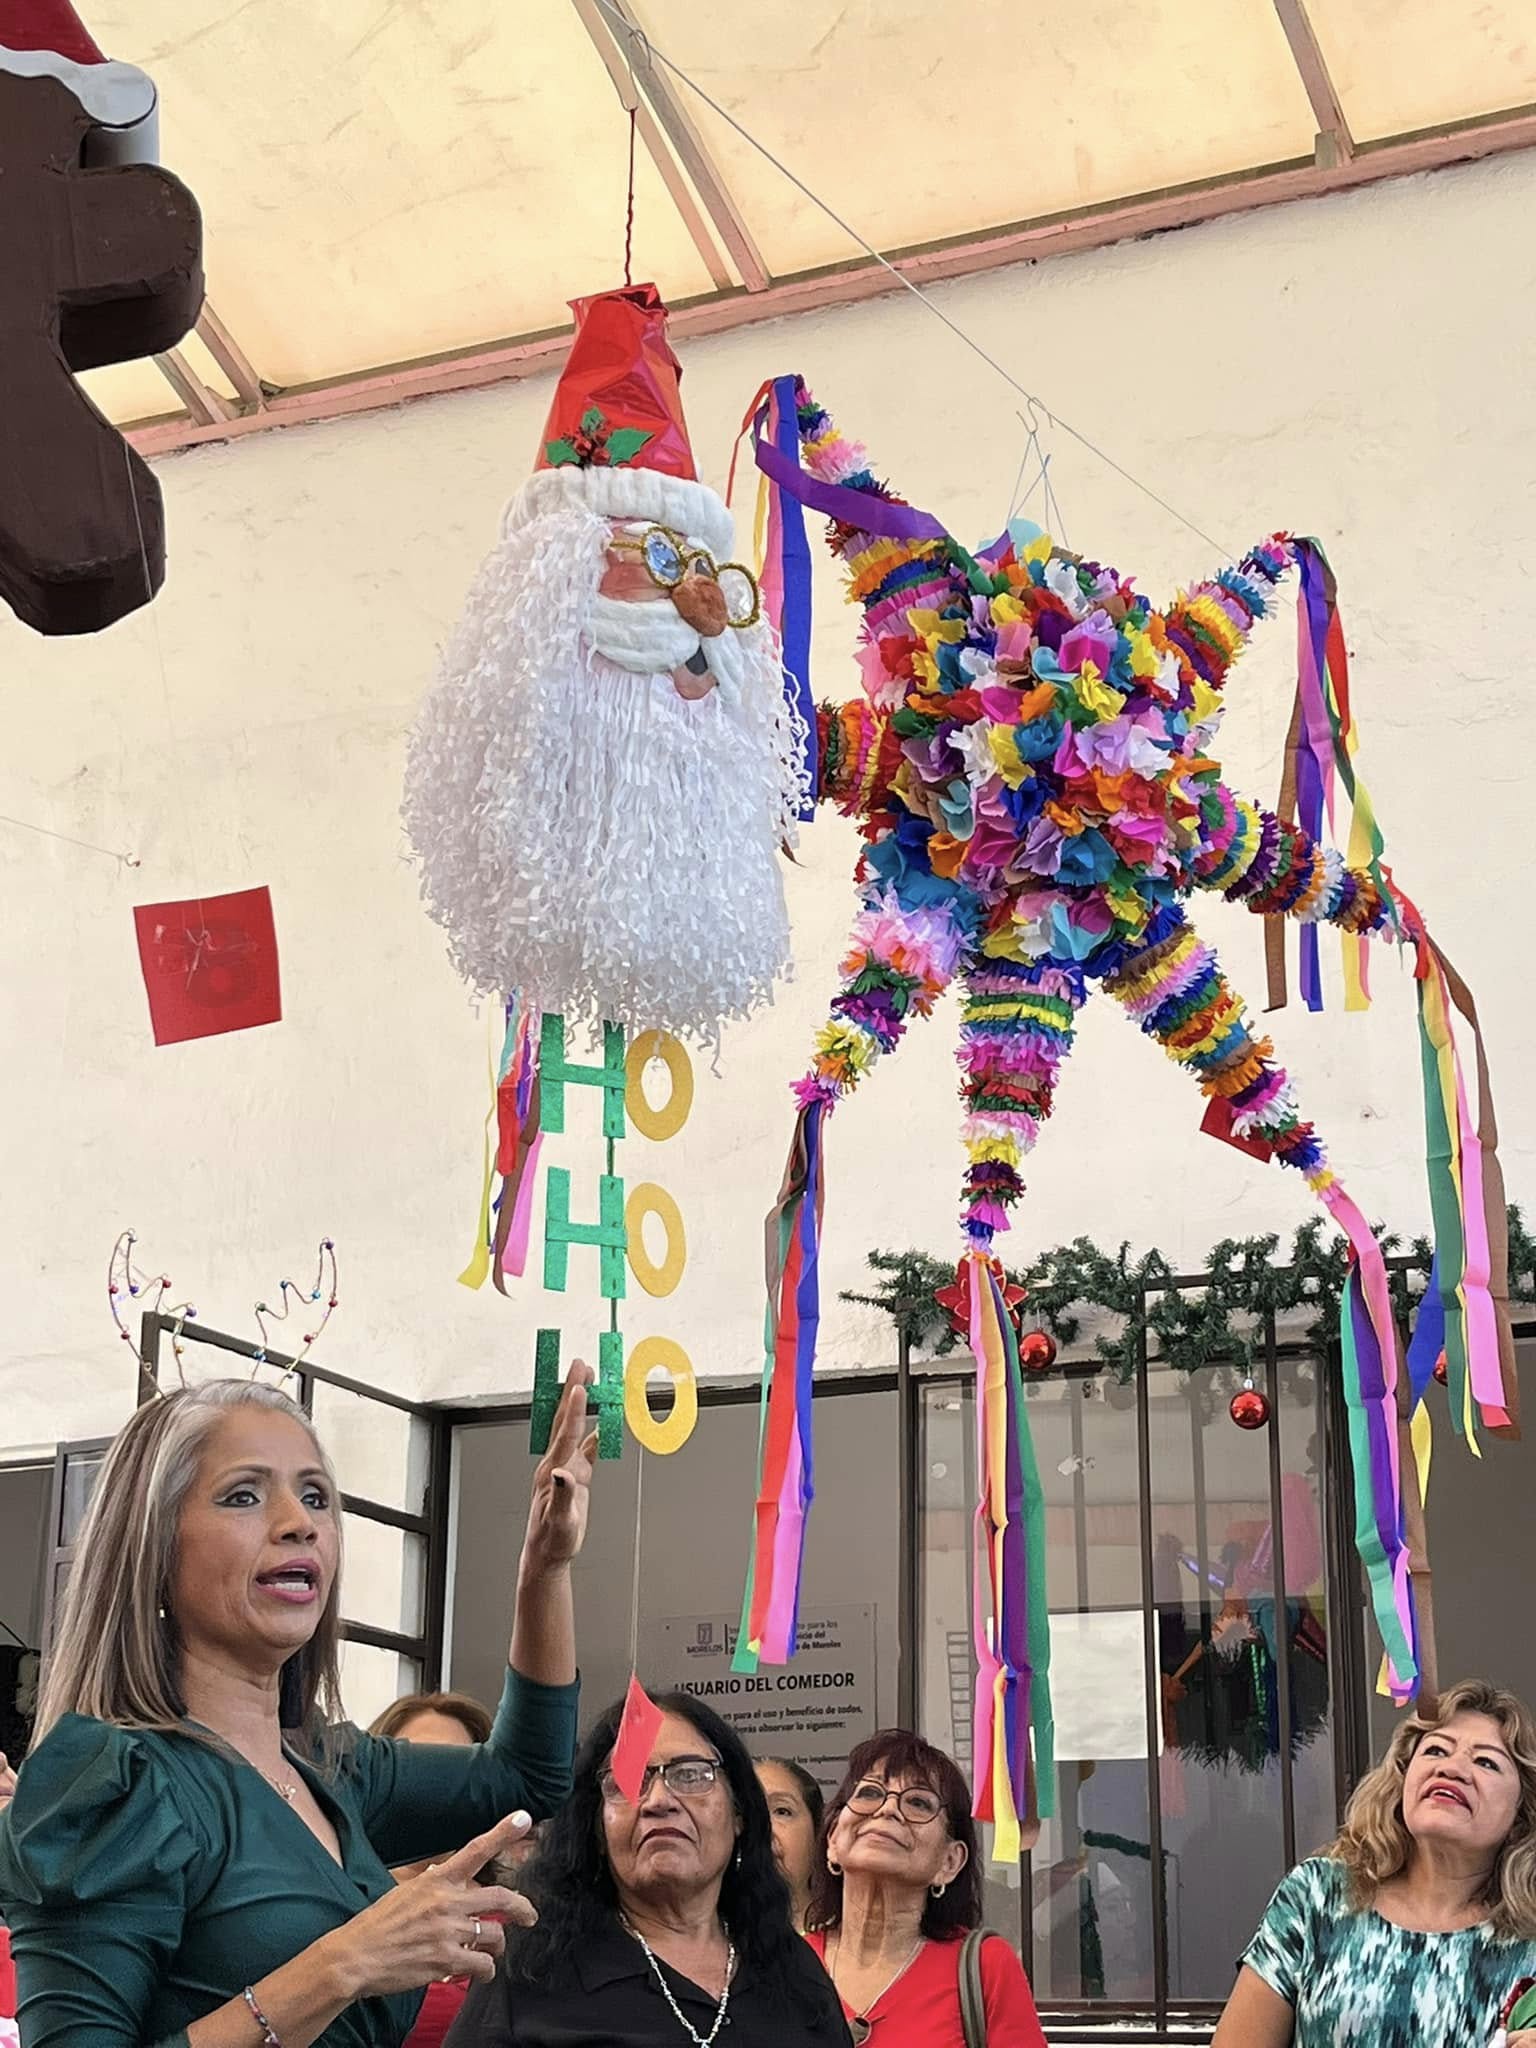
[403,500,809,1049]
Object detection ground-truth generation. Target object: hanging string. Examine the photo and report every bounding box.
[0,812,139,867]
[591,0,1234,561]
[623,103,639,288]
[629,1436,646,1677]
[123,438,212,947]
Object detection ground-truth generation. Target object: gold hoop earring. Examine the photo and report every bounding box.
[930,1880,948,1899]
[827,1858,842,1877]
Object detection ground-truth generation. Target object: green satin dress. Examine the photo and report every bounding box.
[0,1669,577,2048]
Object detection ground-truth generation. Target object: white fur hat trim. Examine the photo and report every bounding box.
[509,464,737,560]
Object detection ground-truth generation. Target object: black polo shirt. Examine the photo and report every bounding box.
[445,1914,851,2047]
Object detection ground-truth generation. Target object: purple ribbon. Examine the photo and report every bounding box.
[767,377,819,818]
[785,1097,824,1654]
[1295,546,1336,1013]
[752,400,949,541]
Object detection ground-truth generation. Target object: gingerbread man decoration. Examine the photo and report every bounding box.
[0,2,202,635]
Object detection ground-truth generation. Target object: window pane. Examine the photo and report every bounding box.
[60,1451,107,1547]
[311,1380,430,1516]
[342,1515,425,1639]
[1149,1351,1332,2000]
[341,1639,421,1730]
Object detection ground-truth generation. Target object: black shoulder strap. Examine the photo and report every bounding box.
[959,1929,988,2048]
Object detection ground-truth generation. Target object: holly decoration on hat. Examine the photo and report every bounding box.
[544,405,654,471]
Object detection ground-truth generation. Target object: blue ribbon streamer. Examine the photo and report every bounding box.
[768,376,819,819]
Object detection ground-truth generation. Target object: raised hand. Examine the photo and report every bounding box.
[326,1812,536,1997]
[521,1361,599,1575]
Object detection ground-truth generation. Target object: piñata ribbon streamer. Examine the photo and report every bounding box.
[1324,1183,1417,1699]
[1270,543,1514,1471]
[968,1254,1053,1851]
[734,1099,824,1673]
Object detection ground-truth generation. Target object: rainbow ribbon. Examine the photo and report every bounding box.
[734,1099,824,1671]
[1292,540,1392,1012]
[968,1255,1054,1850]
[1285,547,1513,1458]
[1328,1194,1418,1701]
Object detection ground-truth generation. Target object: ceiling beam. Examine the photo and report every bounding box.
[153,347,233,426]
[569,0,733,291]
[127,102,1536,461]
[196,305,267,409]
[597,0,771,291]
[1272,0,1354,166]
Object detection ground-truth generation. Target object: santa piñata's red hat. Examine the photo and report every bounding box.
[512,284,733,557]
[0,0,158,159]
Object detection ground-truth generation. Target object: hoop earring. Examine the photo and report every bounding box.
[827,1858,842,1877]
[930,1880,948,1899]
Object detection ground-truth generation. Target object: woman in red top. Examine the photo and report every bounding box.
[806,1730,1046,2048]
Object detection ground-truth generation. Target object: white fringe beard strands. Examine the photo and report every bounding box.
[402,498,810,1056]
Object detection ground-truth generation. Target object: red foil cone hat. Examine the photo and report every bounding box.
[534,283,696,481]
[513,281,732,555]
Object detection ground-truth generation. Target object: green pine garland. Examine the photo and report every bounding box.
[846,1209,1536,1379]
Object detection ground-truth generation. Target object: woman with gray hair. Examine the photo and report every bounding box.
[0,1366,598,2048]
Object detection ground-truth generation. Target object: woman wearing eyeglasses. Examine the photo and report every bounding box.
[806,1731,1046,2048]
[446,1690,849,2047]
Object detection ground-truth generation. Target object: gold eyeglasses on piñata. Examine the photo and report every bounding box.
[609,523,761,628]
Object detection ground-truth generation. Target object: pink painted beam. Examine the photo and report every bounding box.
[128,105,1536,460]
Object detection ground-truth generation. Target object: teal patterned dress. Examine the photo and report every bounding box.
[1243,1856,1536,2046]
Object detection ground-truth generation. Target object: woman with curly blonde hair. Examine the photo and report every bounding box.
[1214,1679,1536,2047]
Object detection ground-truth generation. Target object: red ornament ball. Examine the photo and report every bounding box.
[1019,1329,1058,1372]
[1432,1351,1449,1387]
[1229,1387,1271,1431]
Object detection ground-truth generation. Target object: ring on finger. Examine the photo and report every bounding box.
[472,1917,483,1948]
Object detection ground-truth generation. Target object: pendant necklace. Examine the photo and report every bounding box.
[830,1935,925,2046]
[625,1920,736,2048]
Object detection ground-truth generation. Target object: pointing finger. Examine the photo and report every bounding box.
[436,1811,531,1881]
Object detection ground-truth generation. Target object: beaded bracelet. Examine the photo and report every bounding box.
[243,1986,283,2048]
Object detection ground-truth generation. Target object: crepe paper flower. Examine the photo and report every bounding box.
[1056,826,1119,887]
[950,718,1001,788]
[937,778,975,838]
[1069,660,1125,725]
[1021,814,1066,877]
[1058,617,1119,676]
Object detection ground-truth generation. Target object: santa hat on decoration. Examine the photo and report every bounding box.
[510,283,735,558]
[0,0,158,161]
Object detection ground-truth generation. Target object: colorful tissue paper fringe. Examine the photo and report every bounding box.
[737,375,1516,1787]
[460,995,542,1293]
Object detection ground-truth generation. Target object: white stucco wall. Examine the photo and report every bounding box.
[2,150,1532,1453]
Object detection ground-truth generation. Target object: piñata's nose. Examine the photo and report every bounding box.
[672,573,728,639]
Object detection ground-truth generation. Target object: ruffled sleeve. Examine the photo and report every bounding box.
[342,1666,578,1870]
[0,1717,207,2048]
